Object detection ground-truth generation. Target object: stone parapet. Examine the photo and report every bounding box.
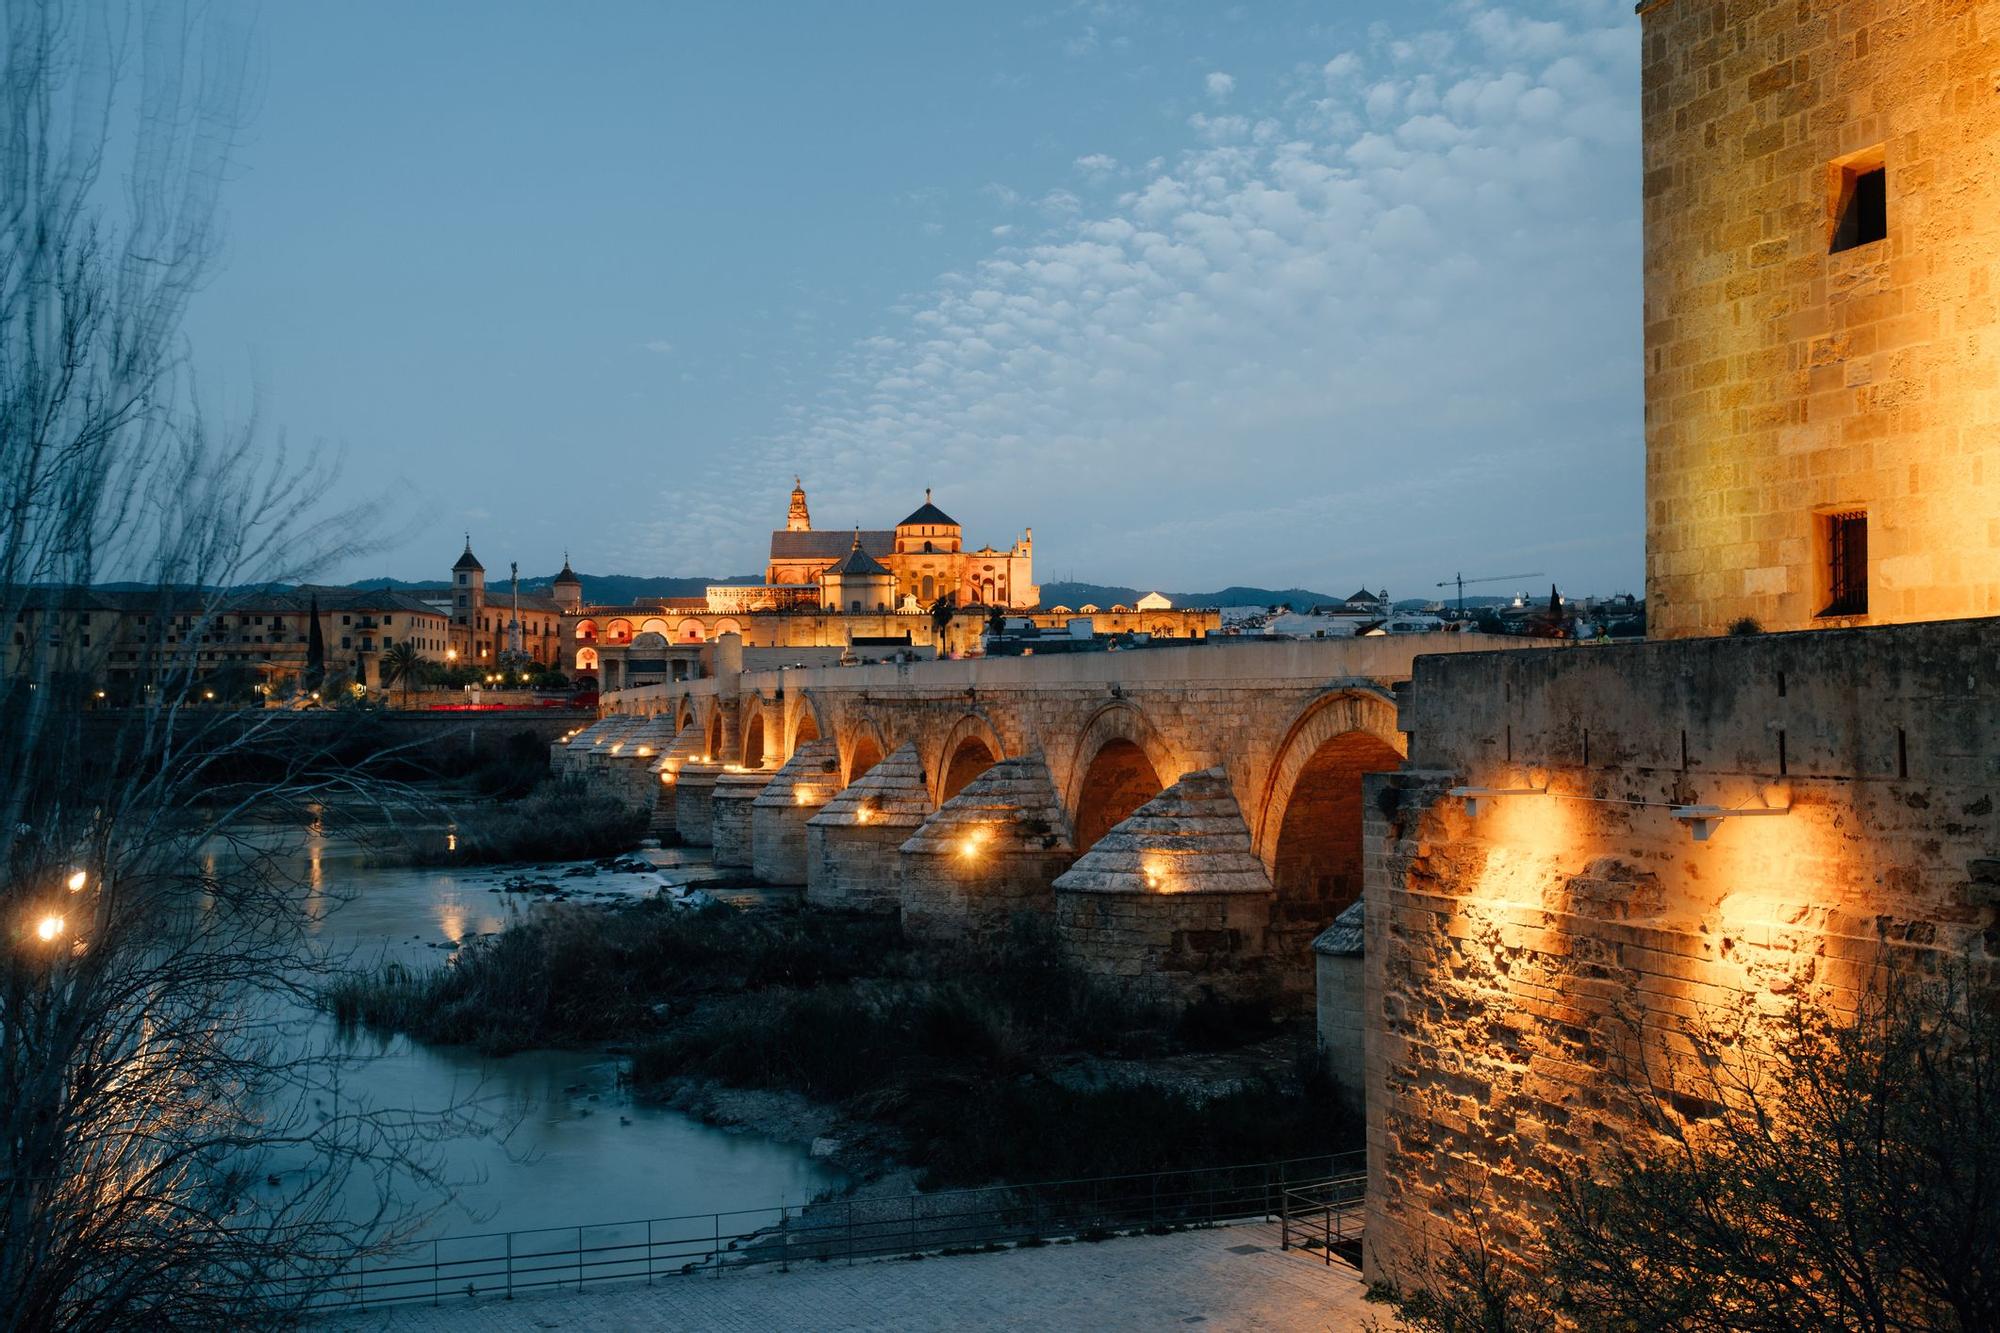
[1365,620,2000,1288]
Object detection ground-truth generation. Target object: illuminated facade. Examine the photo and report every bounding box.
[1363,0,2000,1291]
[1643,0,2000,636]
[761,481,1038,611]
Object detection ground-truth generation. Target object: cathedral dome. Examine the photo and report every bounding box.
[897,488,958,529]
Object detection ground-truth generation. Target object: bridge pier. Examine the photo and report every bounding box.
[1052,768,1277,1007]
[673,760,723,847]
[751,741,841,885]
[806,741,932,913]
[898,753,1075,947]
[711,768,776,869]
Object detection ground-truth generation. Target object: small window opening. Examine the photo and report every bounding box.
[1830,160,1886,253]
[1819,510,1868,617]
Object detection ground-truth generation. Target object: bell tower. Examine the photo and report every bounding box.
[787,477,812,532]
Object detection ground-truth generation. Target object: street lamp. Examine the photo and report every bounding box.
[35,914,64,943]
[66,870,86,893]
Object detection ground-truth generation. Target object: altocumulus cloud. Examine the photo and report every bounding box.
[650,0,1643,596]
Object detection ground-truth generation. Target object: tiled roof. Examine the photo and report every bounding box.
[769,530,896,561]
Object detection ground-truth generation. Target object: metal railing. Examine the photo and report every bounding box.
[1279,1170,1369,1267]
[305,1152,1364,1310]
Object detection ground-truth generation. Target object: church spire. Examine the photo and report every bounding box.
[787,477,812,532]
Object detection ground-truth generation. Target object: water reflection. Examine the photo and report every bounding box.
[261,835,842,1238]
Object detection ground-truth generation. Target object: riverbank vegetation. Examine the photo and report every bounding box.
[397,779,650,865]
[328,902,1356,1188]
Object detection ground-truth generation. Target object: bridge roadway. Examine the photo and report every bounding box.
[570,633,1531,1004]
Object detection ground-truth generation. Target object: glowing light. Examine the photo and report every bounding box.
[65,870,86,893]
[661,770,674,785]
[855,805,872,825]
[636,746,653,757]
[202,690,215,701]
[794,787,816,806]
[446,831,458,853]
[958,827,989,859]
[1671,784,1793,842]
[35,915,64,942]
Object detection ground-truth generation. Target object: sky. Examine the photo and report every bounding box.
[182,0,1644,598]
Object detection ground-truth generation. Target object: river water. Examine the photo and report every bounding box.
[274,833,842,1242]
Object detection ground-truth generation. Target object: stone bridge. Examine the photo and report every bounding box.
[559,634,1527,1006]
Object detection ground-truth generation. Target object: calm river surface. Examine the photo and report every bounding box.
[269,832,842,1241]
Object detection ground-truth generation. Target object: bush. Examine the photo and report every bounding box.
[398,778,648,864]
[1383,961,2000,1332]
[327,901,907,1052]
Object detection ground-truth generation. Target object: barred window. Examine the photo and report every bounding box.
[1819,510,1868,617]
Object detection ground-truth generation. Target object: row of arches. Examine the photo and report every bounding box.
[576,617,745,645]
[652,686,1403,929]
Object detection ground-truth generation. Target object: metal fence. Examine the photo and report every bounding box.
[307,1151,1365,1310]
[1278,1171,1368,1266]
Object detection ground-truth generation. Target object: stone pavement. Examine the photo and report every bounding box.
[319,1220,1391,1331]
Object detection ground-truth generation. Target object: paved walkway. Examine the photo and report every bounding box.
[320,1221,1389,1331]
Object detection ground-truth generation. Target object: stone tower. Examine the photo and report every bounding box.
[1642,0,2000,637]
[787,477,812,532]
[552,553,582,614]
[451,535,485,636]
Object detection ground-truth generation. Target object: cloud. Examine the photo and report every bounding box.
[641,339,674,355]
[1205,71,1236,101]
[1074,152,1120,179]
[642,2,1645,597]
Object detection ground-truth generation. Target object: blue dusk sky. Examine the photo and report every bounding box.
[182,0,1644,597]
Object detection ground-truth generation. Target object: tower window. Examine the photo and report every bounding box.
[1830,151,1886,253]
[1819,510,1868,617]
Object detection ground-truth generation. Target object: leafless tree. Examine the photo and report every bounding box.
[2,5,468,1326]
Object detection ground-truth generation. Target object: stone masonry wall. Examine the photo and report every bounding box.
[1363,621,2000,1285]
[1642,0,2000,636]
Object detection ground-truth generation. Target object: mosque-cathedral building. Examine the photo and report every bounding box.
[545,482,1216,688]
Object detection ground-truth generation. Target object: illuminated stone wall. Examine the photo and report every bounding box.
[1362,622,2000,1283]
[1643,0,2000,637]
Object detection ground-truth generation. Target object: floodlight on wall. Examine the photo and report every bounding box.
[1448,776,1549,819]
[1670,785,1792,842]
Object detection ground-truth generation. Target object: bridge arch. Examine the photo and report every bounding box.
[675,693,696,734]
[1065,701,1179,853]
[841,716,891,787]
[789,692,829,756]
[739,696,773,768]
[1253,689,1405,924]
[702,700,725,762]
[934,712,1005,805]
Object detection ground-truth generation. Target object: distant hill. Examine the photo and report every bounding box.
[1039,581,1351,610]
[335,573,1523,612]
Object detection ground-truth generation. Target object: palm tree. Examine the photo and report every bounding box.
[380,641,424,708]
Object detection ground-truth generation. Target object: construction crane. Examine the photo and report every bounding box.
[1436,571,1546,615]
